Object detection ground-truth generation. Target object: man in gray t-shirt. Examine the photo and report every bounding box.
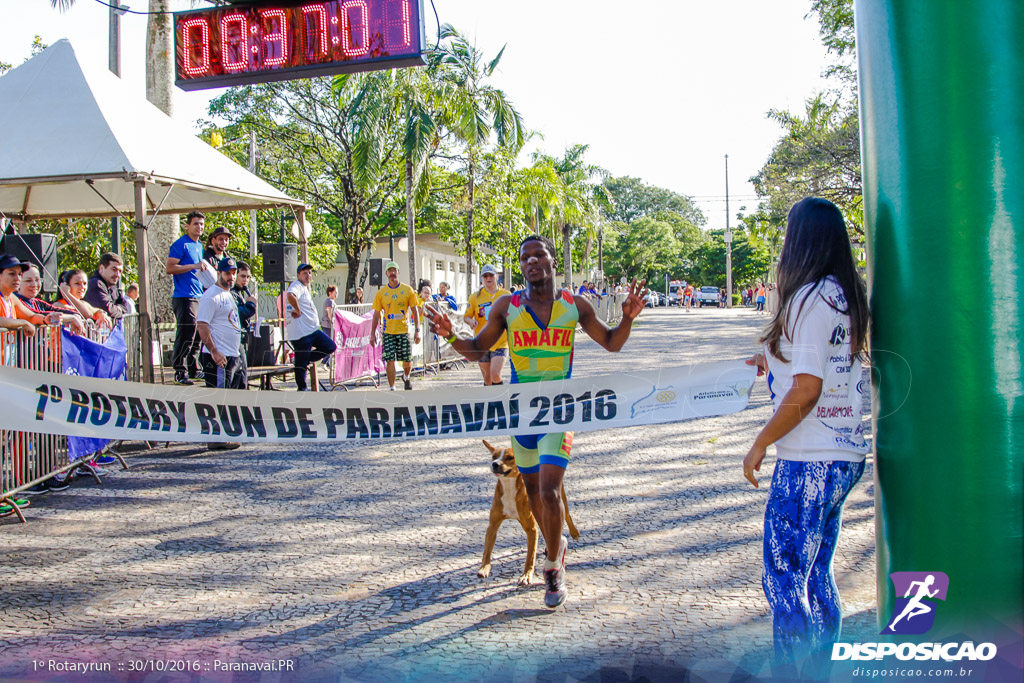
[197,257,244,392]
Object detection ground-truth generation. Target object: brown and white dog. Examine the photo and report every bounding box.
[478,439,580,585]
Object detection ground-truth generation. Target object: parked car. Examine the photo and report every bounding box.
[697,286,720,307]
[644,291,668,308]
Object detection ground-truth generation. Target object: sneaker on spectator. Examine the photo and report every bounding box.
[207,442,241,451]
[74,462,107,477]
[47,476,71,492]
[24,481,51,495]
[191,370,205,382]
[174,372,194,386]
[93,455,118,467]
[404,377,413,391]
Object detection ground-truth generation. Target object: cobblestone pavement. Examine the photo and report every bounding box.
[0,307,877,682]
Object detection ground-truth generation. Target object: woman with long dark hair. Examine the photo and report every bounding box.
[743,197,869,670]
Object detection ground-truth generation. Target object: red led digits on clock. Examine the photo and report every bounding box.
[383,0,411,50]
[340,1,371,58]
[179,17,210,77]
[175,1,422,90]
[301,4,330,59]
[220,13,250,72]
[260,9,289,67]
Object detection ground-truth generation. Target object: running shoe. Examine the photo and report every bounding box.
[24,481,51,495]
[403,377,413,391]
[174,372,194,386]
[191,370,206,382]
[47,476,71,492]
[543,535,569,608]
[93,455,118,467]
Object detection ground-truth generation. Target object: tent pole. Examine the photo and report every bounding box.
[296,206,308,264]
[133,179,154,384]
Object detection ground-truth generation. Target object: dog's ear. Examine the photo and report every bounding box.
[482,439,495,453]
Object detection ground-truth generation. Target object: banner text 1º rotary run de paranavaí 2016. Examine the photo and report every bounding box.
[0,361,757,444]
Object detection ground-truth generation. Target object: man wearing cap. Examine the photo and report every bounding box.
[465,264,511,385]
[230,262,258,389]
[203,226,234,272]
[370,261,420,390]
[166,211,213,385]
[286,263,337,391]
[196,257,244,450]
[0,254,50,335]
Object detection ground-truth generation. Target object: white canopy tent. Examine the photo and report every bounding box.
[0,39,301,219]
[0,40,307,382]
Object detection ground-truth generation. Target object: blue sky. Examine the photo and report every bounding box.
[1,0,835,230]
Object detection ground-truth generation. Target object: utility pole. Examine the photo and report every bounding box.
[108,1,125,254]
[724,154,733,308]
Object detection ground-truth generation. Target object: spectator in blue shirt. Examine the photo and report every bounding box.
[165,211,213,385]
[432,280,458,312]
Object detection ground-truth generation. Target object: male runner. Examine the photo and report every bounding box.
[425,235,645,607]
[465,264,511,385]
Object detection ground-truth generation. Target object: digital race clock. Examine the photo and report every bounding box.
[174,0,425,91]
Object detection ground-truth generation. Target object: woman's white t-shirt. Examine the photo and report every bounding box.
[764,276,869,463]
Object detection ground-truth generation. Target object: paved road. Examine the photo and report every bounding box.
[0,306,877,682]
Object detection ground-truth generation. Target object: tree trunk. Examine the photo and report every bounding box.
[345,246,362,303]
[562,222,572,289]
[582,234,593,281]
[145,0,176,325]
[465,152,475,301]
[405,156,417,288]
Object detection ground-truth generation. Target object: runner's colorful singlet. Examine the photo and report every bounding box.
[506,290,579,473]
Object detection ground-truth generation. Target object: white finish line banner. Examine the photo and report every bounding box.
[0,361,756,444]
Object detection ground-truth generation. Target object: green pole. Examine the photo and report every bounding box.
[856,0,1023,638]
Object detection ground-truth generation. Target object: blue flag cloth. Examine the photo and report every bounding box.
[62,323,127,460]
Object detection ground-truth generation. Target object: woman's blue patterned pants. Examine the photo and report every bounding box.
[763,459,865,663]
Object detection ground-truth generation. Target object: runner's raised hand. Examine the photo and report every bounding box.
[423,303,453,339]
[621,278,648,320]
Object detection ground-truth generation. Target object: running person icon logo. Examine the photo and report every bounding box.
[883,571,950,635]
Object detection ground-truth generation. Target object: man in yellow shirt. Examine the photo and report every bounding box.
[465,264,511,385]
[370,261,421,390]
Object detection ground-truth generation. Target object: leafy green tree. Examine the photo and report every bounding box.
[430,24,525,299]
[751,0,860,243]
[602,217,679,284]
[751,93,862,237]
[689,229,772,289]
[602,176,705,227]
[208,74,407,298]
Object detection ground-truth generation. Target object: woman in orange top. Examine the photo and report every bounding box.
[755,283,767,313]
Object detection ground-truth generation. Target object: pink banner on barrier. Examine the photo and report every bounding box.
[333,309,384,382]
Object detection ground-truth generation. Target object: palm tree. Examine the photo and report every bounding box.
[397,68,443,286]
[535,145,606,288]
[430,24,525,300]
[514,159,562,233]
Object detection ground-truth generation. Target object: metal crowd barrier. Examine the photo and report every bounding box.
[1,314,140,523]
[1,325,68,522]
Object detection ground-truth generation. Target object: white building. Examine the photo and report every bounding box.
[314,233,498,306]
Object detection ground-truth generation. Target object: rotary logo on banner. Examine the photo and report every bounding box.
[0,361,756,445]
